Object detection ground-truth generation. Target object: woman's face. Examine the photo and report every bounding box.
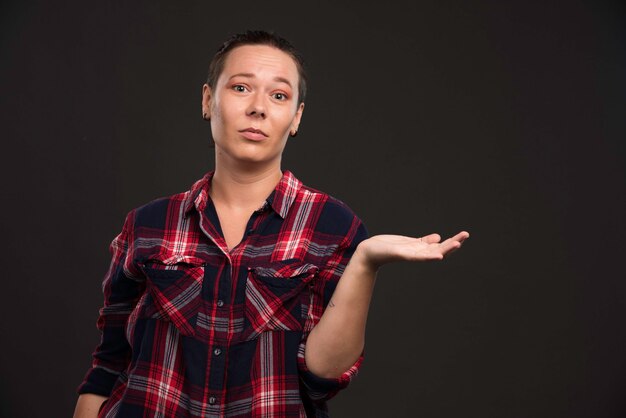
[202,44,304,167]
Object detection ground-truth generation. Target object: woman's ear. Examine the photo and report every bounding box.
[290,102,305,136]
[202,84,212,120]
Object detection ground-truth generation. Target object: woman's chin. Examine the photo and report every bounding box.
[215,144,283,167]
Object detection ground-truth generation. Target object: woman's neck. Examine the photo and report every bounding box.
[210,163,283,211]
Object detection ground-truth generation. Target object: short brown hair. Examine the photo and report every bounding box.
[206,30,307,104]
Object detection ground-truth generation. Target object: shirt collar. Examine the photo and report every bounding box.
[183,171,214,217]
[183,170,302,219]
[267,170,303,219]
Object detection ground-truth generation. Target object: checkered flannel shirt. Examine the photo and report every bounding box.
[78,170,368,417]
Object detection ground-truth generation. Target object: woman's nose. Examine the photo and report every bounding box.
[246,93,266,119]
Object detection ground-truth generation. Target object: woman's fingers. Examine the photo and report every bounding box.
[421,233,441,244]
[438,231,470,256]
[455,231,470,242]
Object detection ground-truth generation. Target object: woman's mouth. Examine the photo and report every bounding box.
[239,128,268,141]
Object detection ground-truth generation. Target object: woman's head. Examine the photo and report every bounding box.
[206,30,307,105]
[201,31,306,167]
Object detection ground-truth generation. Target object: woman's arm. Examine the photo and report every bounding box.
[304,231,469,378]
[74,210,144,413]
[73,394,108,418]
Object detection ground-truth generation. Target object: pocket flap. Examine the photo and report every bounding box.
[251,259,319,293]
[144,253,206,267]
[244,260,318,340]
[140,255,205,336]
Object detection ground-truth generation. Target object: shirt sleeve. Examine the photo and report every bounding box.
[297,211,369,402]
[77,210,145,396]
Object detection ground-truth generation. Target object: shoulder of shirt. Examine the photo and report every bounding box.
[124,189,192,221]
[299,184,363,223]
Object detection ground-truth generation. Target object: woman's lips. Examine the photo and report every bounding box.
[239,128,268,141]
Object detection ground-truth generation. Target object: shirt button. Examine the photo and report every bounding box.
[216,300,224,307]
[208,396,217,405]
[213,347,222,356]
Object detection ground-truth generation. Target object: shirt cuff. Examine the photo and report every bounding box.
[76,366,120,396]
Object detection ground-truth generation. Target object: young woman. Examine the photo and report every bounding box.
[74,31,469,418]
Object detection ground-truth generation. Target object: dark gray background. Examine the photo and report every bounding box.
[1,1,625,417]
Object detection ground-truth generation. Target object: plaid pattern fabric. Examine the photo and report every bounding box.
[78,171,368,417]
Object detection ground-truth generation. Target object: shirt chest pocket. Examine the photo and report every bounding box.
[139,254,206,336]
[244,260,319,341]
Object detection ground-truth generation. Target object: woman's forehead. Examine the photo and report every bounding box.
[220,45,299,84]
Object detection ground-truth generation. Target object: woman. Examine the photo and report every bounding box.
[74,30,469,418]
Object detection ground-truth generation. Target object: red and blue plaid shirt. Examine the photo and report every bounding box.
[78,170,368,417]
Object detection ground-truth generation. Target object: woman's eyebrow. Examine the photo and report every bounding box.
[229,72,255,80]
[273,76,292,88]
[229,73,292,88]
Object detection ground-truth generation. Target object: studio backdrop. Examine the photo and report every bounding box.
[1,1,625,417]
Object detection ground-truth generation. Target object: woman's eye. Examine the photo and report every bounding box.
[273,92,287,101]
[233,85,247,93]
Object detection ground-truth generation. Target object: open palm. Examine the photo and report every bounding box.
[358,231,470,269]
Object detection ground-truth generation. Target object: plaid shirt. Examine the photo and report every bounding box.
[78,170,368,417]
